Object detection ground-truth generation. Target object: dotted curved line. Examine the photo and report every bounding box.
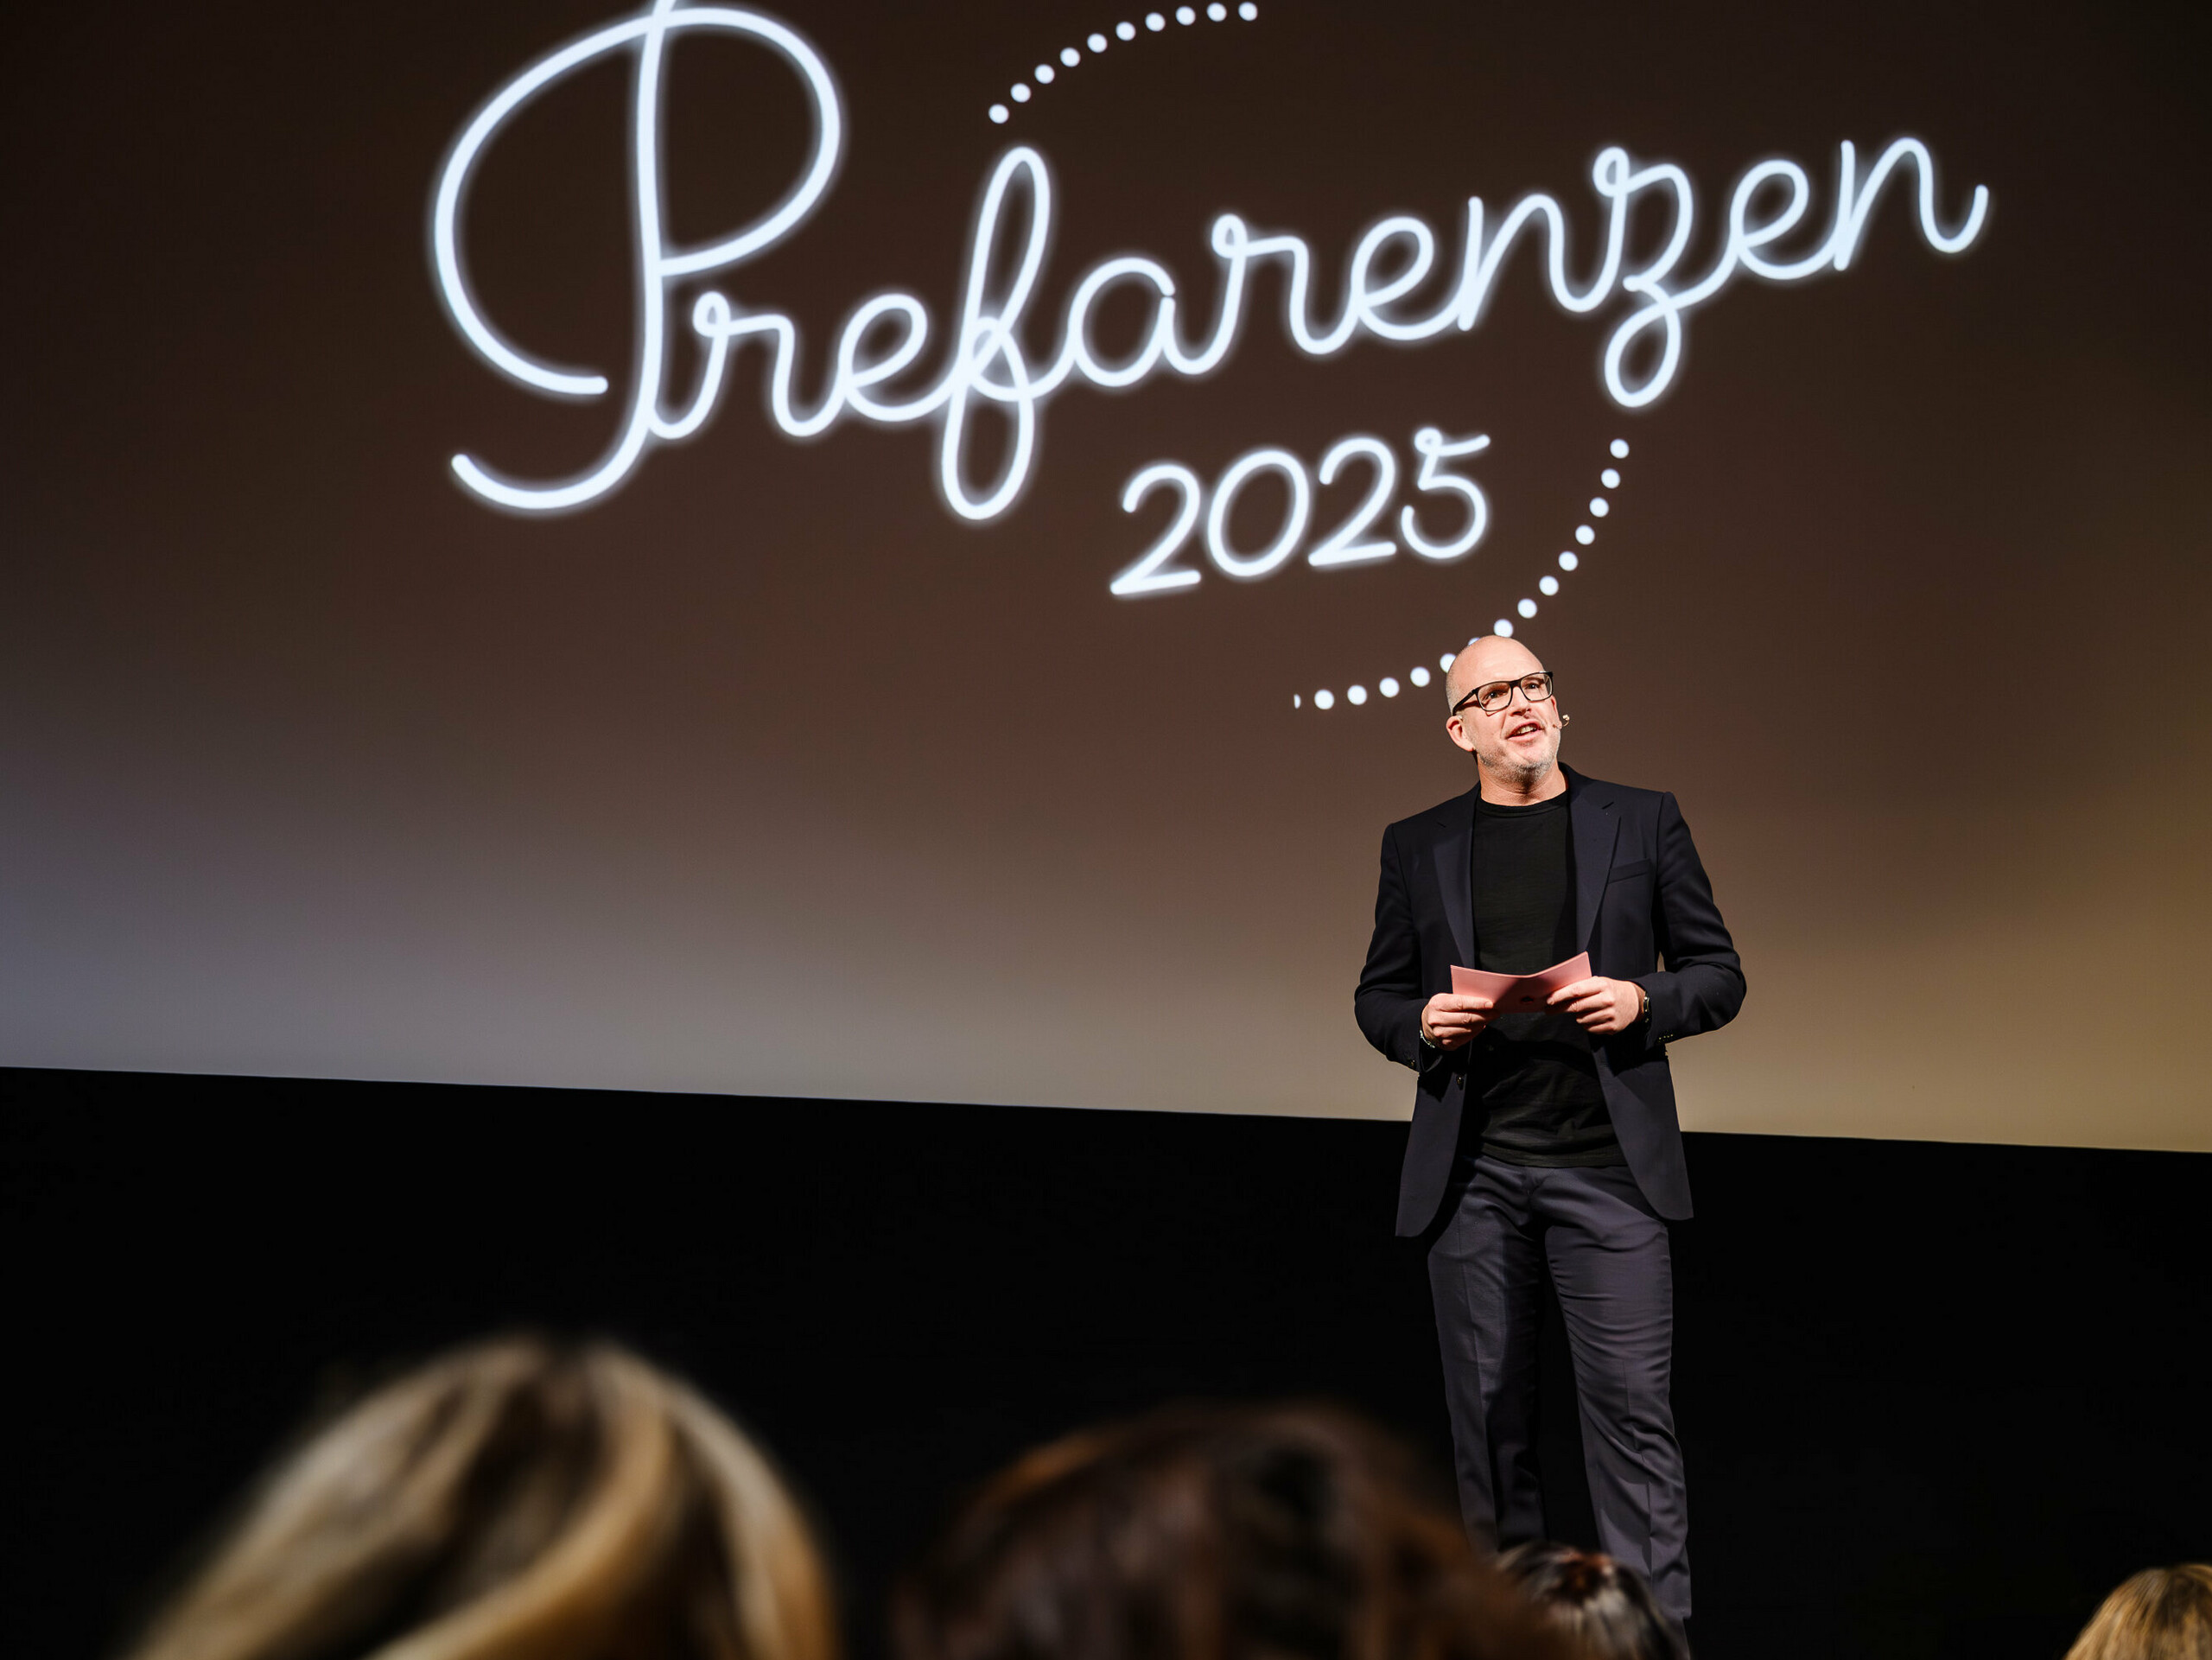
[1295,439,1632,712]
[988,2,1260,124]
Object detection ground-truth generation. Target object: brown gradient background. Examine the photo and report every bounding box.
[3,0,2206,1148]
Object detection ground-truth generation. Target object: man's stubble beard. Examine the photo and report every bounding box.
[1484,738,1559,793]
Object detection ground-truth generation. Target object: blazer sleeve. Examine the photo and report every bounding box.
[1635,792,1746,1044]
[1354,824,1440,1072]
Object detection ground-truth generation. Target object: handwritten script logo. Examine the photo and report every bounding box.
[432,0,1991,517]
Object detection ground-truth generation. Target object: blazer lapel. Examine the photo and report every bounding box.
[1433,789,1478,967]
[1568,768,1619,953]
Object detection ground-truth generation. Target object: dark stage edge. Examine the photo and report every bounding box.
[3,1069,2205,1660]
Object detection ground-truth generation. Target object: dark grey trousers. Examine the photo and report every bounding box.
[1427,1158,1691,1618]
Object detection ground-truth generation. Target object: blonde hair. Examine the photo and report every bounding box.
[125,1337,838,1660]
[2065,1566,2212,1660]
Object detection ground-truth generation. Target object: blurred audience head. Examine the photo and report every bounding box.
[2065,1565,2212,1660]
[1497,1544,1682,1660]
[124,1335,836,1660]
[893,1402,1577,1660]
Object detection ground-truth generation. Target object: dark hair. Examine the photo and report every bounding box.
[893,1403,1578,1660]
[1497,1544,1682,1660]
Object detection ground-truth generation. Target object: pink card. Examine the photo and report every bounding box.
[1450,951,1592,1012]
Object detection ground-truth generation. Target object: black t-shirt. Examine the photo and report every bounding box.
[1465,793,1624,1167]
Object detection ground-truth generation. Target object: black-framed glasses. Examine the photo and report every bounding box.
[1451,671,1557,717]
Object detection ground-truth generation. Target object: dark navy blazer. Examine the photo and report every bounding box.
[1355,766,1745,1232]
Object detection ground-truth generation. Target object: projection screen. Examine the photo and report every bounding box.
[2,0,2206,1150]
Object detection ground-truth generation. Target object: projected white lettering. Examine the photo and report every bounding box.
[1109,427,1490,598]
[1308,438,1398,569]
[433,2,1991,518]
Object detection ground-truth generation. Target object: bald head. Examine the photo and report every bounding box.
[1443,633,1566,799]
[1445,633,1546,711]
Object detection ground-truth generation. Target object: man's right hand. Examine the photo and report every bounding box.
[1420,993,1494,1052]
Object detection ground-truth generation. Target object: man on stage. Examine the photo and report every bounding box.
[1354,633,1744,1631]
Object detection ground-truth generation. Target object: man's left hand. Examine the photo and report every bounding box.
[1550,976,1644,1034]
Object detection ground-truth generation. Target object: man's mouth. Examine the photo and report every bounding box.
[1505,719,1545,741]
